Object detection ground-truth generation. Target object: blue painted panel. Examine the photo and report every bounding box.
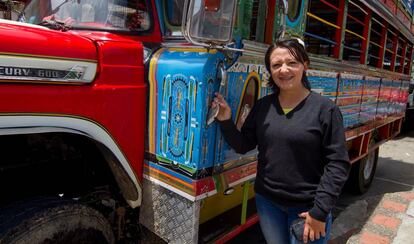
[308,76,337,99]
[154,49,223,173]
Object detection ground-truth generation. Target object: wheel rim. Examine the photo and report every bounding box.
[363,150,376,181]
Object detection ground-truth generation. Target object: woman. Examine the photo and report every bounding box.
[212,39,350,244]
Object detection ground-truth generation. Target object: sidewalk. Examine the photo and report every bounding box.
[329,190,414,244]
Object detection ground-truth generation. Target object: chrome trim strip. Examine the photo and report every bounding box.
[0,54,97,83]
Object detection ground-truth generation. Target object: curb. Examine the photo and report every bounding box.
[345,191,414,244]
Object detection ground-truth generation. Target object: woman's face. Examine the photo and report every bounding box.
[269,47,308,92]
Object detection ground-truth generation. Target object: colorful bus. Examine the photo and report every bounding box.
[0,0,413,243]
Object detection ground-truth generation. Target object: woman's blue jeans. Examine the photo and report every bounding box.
[255,193,332,244]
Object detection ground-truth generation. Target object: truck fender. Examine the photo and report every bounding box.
[0,115,142,208]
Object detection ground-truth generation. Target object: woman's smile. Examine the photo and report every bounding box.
[270,47,308,91]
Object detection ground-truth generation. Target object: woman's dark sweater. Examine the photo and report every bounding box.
[219,92,351,221]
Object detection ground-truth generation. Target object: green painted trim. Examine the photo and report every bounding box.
[241,181,250,224]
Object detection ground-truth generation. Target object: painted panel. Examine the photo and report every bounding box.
[377,79,393,120]
[149,48,223,176]
[389,80,403,116]
[307,70,338,100]
[400,80,410,112]
[337,73,364,129]
[360,76,380,126]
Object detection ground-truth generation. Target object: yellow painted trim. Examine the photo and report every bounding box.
[306,12,340,29]
[0,52,97,62]
[345,29,366,40]
[148,49,165,153]
[370,41,382,48]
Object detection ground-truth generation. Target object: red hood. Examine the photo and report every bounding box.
[0,21,97,61]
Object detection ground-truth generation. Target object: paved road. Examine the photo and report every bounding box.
[228,128,414,243]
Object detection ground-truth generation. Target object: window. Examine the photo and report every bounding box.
[403,43,413,74]
[21,0,152,32]
[395,38,406,72]
[343,0,368,62]
[305,0,340,57]
[367,15,384,68]
[383,28,397,71]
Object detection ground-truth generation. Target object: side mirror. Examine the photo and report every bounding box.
[182,0,237,47]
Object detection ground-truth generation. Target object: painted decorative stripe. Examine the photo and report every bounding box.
[223,161,257,188]
[143,161,217,201]
[0,54,96,83]
[143,164,194,194]
[148,49,165,153]
[145,161,193,184]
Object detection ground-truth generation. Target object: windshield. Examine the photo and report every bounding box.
[19,0,151,32]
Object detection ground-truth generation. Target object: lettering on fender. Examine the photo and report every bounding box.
[0,66,85,80]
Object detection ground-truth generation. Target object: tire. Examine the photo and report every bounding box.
[0,198,115,244]
[347,147,379,194]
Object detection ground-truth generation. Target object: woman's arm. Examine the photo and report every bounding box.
[213,93,258,154]
[302,105,351,243]
[309,105,351,221]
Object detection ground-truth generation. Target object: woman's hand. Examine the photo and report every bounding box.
[299,212,326,243]
[212,92,232,121]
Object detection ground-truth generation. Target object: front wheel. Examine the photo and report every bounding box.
[347,147,379,194]
[0,198,115,244]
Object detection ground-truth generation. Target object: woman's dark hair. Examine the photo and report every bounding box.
[264,38,311,93]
